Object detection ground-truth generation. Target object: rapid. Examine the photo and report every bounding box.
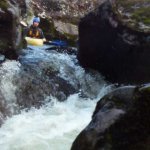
[0,45,112,150]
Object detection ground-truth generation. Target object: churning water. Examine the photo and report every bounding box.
[0,45,111,150]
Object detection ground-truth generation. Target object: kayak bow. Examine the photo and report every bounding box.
[25,37,44,46]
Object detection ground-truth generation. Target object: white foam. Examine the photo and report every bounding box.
[0,48,112,150]
[0,61,21,114]
[0,94,99,150]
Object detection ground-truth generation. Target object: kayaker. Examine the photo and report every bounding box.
[26,17,46,42]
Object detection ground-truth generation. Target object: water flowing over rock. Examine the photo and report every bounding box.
[1,0,150,149]
[78,0,150,84]
[0,45,106,126]
[71,84,150,150]
[0,60,21,124]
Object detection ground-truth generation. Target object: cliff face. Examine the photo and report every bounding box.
[78,0,150,84]
[31,0,102,19]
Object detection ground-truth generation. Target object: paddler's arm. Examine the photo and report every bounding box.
[39,29,47,43]
[43,38,46,42]
[39,29,45,39]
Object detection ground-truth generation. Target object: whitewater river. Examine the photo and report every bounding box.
[0,45,112,150]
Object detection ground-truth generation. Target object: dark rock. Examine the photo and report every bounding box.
[14,60,76,109]
[0,0,27,59]
[78,0,150,84]
[71,84,150,150]
[45,45,77,55]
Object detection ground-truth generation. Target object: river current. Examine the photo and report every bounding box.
[0,45,112,150]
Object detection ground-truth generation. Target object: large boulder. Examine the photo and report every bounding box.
[78,0,150,84]
[71,84,150,150]
[0,0,27,59]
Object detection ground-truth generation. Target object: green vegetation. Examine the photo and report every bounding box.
[0,0,8,10]
[113,0,150,32]
[140,86,150,93]
[132,7,150,25]
[115,0,150,8]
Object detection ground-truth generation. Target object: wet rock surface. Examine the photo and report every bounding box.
[78,0,150,84]
[0,43,106,126]
[0,49,77,124]
[15,60,76,109]
[71,84,150,150]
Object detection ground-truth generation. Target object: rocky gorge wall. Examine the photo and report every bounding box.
[0,0,27,59]
[71,0,150,150]
[78,0,150,84]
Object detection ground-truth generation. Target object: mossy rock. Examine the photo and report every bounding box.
[113,0,150,32]
[40,18,77,46]
[0,0,8,10]
[139,84,150,93]
[26,10,34,23]
[40,18,61,39]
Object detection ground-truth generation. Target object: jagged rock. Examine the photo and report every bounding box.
[71,84,150,150]
[15,55,76,109]
[78,0,150,84]
[15,68,76,108]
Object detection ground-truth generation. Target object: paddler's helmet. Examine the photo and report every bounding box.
[33,17,40,23]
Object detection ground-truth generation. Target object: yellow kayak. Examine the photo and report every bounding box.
[25,37,44,46]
